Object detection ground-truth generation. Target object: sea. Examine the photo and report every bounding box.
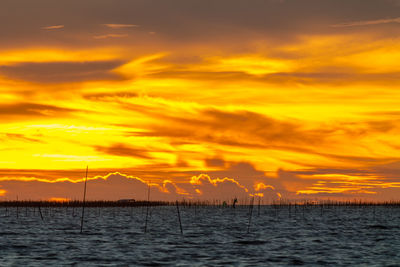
[1,205,399,266]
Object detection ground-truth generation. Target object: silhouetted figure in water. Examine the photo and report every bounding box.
[232,197,238,209]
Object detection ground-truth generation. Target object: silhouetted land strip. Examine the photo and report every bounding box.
[2,199,400,207]
[0,200,168,208]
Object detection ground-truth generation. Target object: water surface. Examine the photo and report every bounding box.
[1,205,399,266]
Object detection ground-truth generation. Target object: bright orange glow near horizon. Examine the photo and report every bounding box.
[1,0,400,201]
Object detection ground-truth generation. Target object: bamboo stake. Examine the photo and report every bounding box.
[232,197,238,209]
[80,166,88,234]
[144,182,151,233]
[38,205,44,221]
[176,201,183,235]
[247,197,254,234]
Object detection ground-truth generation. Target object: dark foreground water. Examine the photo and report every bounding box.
[1,205,400,266]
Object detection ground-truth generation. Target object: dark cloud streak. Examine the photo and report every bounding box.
[0,60,125,83]
[0,102,78,118]
[95,143,154,159]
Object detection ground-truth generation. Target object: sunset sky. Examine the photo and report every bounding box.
[1,0,400,201]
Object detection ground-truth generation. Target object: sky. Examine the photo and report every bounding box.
[1,0,400,202]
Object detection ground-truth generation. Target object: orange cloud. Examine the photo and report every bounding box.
[49,197,70,202]
[254,182,274,191]
[0,172,255,201]
[41,25,64,30]
[188,174,251,201]
[190,174,246,190]
[0,60,124,83]
[0,165,399,201]
[93,34,129,39]
[103,24,139,29]
[2,1,400,203]
[161,180,189,196]
[331,17,400,27]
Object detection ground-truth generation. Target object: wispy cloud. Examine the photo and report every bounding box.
[0,60,124,83]
[0,102,78,118]
[41,25,64,30]
[94,143,155,159]
[331,17,400,27]
[103,24,139,29]
[93,34,128,39]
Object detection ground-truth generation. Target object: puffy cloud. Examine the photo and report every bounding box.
[0,172,172,201]
[254,182,274,191]
[0,172,258,202]
[1,162,400,201]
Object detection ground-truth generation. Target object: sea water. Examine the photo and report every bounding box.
[0,205,399,266]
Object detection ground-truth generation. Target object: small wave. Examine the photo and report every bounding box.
[234,240,268,245]
[367,225,390,230]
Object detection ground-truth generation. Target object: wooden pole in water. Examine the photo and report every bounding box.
[176,201,183,235]
[232,197,238,209]
[247,197,254,234]
[38,205,44,221]
[80,166,88,234]
[144,182,151,233]
[16,195,19,219]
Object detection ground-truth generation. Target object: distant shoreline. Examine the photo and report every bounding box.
[1,200,400,207]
